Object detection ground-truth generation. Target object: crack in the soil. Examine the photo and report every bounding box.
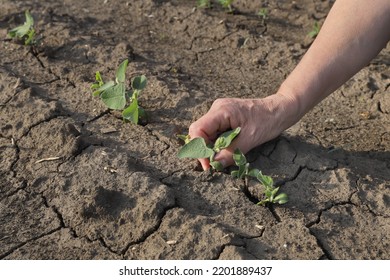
[0,227,62,260]
[308,228,334,260]
[86,109,111,123]
[355,178,390,218]
[304,184,359,260]
[30,46,77,88]
[39,193,66,228]
[21,114,68,139]
[9,137,20,175]
[120,204,179,256]
[0,180,27,203]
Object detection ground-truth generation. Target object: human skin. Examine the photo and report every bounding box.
[189,0,390,170]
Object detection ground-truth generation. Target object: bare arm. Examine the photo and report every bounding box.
[190,0,390,170]
[279,0,390,125]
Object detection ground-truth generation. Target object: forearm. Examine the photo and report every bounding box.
[278,0,390,122]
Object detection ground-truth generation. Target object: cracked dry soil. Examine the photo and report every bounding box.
[1,0,389,260]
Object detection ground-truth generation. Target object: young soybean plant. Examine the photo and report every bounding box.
[91,59,147,125]
[178,127,241,171]
[197,0,211,9]
[218,0,234,13]
[8,10,36,45]
[232,149,288,206]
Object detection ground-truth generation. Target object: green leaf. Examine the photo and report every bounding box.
[92,80,115,96]
[25,10,34,26]
[247,168,260,178]
[178,138,215,159]
[210,160,224,171]
[95,71,103,85]
[236,163,249,179]
[264,188,273,198]
[100,83,126,110]
[197,0,211,8]
[115,59,128,83]
[232,148,246,166]
[132,75,147,91]
[308,21,320,38]
[122,99,139,124]
[8,10,34,40]
[257,199,269,206]
[24,29,35,45]
[257,172,274,188]
[214,127,241,152]
[231,170,239,178]
[274,193,288,204]
[270,187,280,201]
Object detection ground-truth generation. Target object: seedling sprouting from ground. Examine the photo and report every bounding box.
[231,149,288,206]
[8,10,36,45]
[197,0,211,9]
[178,127,241,171]
[257,8,268,25]
[308,21,321,38]
[218,0,234,13]
[91,59,147,125]
[177,128,288,206]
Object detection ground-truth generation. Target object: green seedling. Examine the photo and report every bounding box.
[257,8,268,25]
[177,129,288,206]
[231,148,260,179]
[197,0,211,8]
[177,134,191,144]
[256,171,288,206]
[308,21,321,38]
[218,0,234,13]
[91,59,147,125]
[8,10,36,45]
[231,148,288,206]
[178,127,241,171]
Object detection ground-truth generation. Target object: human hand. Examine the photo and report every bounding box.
[189,93,299,170]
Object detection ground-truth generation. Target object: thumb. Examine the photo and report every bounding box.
[213,149,235,169]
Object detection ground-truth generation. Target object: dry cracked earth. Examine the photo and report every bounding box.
[0,0,389,260]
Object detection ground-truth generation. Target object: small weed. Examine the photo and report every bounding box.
[257,8,268,25]
[177,129,288,207]
[8,10,36,45]
[91,59,147,125]
[218,0,234,13]
[197,0,211,9]
[308,21,321,38]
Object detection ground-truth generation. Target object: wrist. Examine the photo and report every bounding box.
[271,84,305,131]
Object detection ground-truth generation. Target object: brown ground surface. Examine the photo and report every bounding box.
[1,0,389,260]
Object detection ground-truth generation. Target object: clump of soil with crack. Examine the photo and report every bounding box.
[1,0,389,260]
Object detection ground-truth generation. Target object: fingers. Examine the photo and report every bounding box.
[189,99,237,141]
[213,130,253,169]
[187,98,253,170]
[198,158,210,171]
